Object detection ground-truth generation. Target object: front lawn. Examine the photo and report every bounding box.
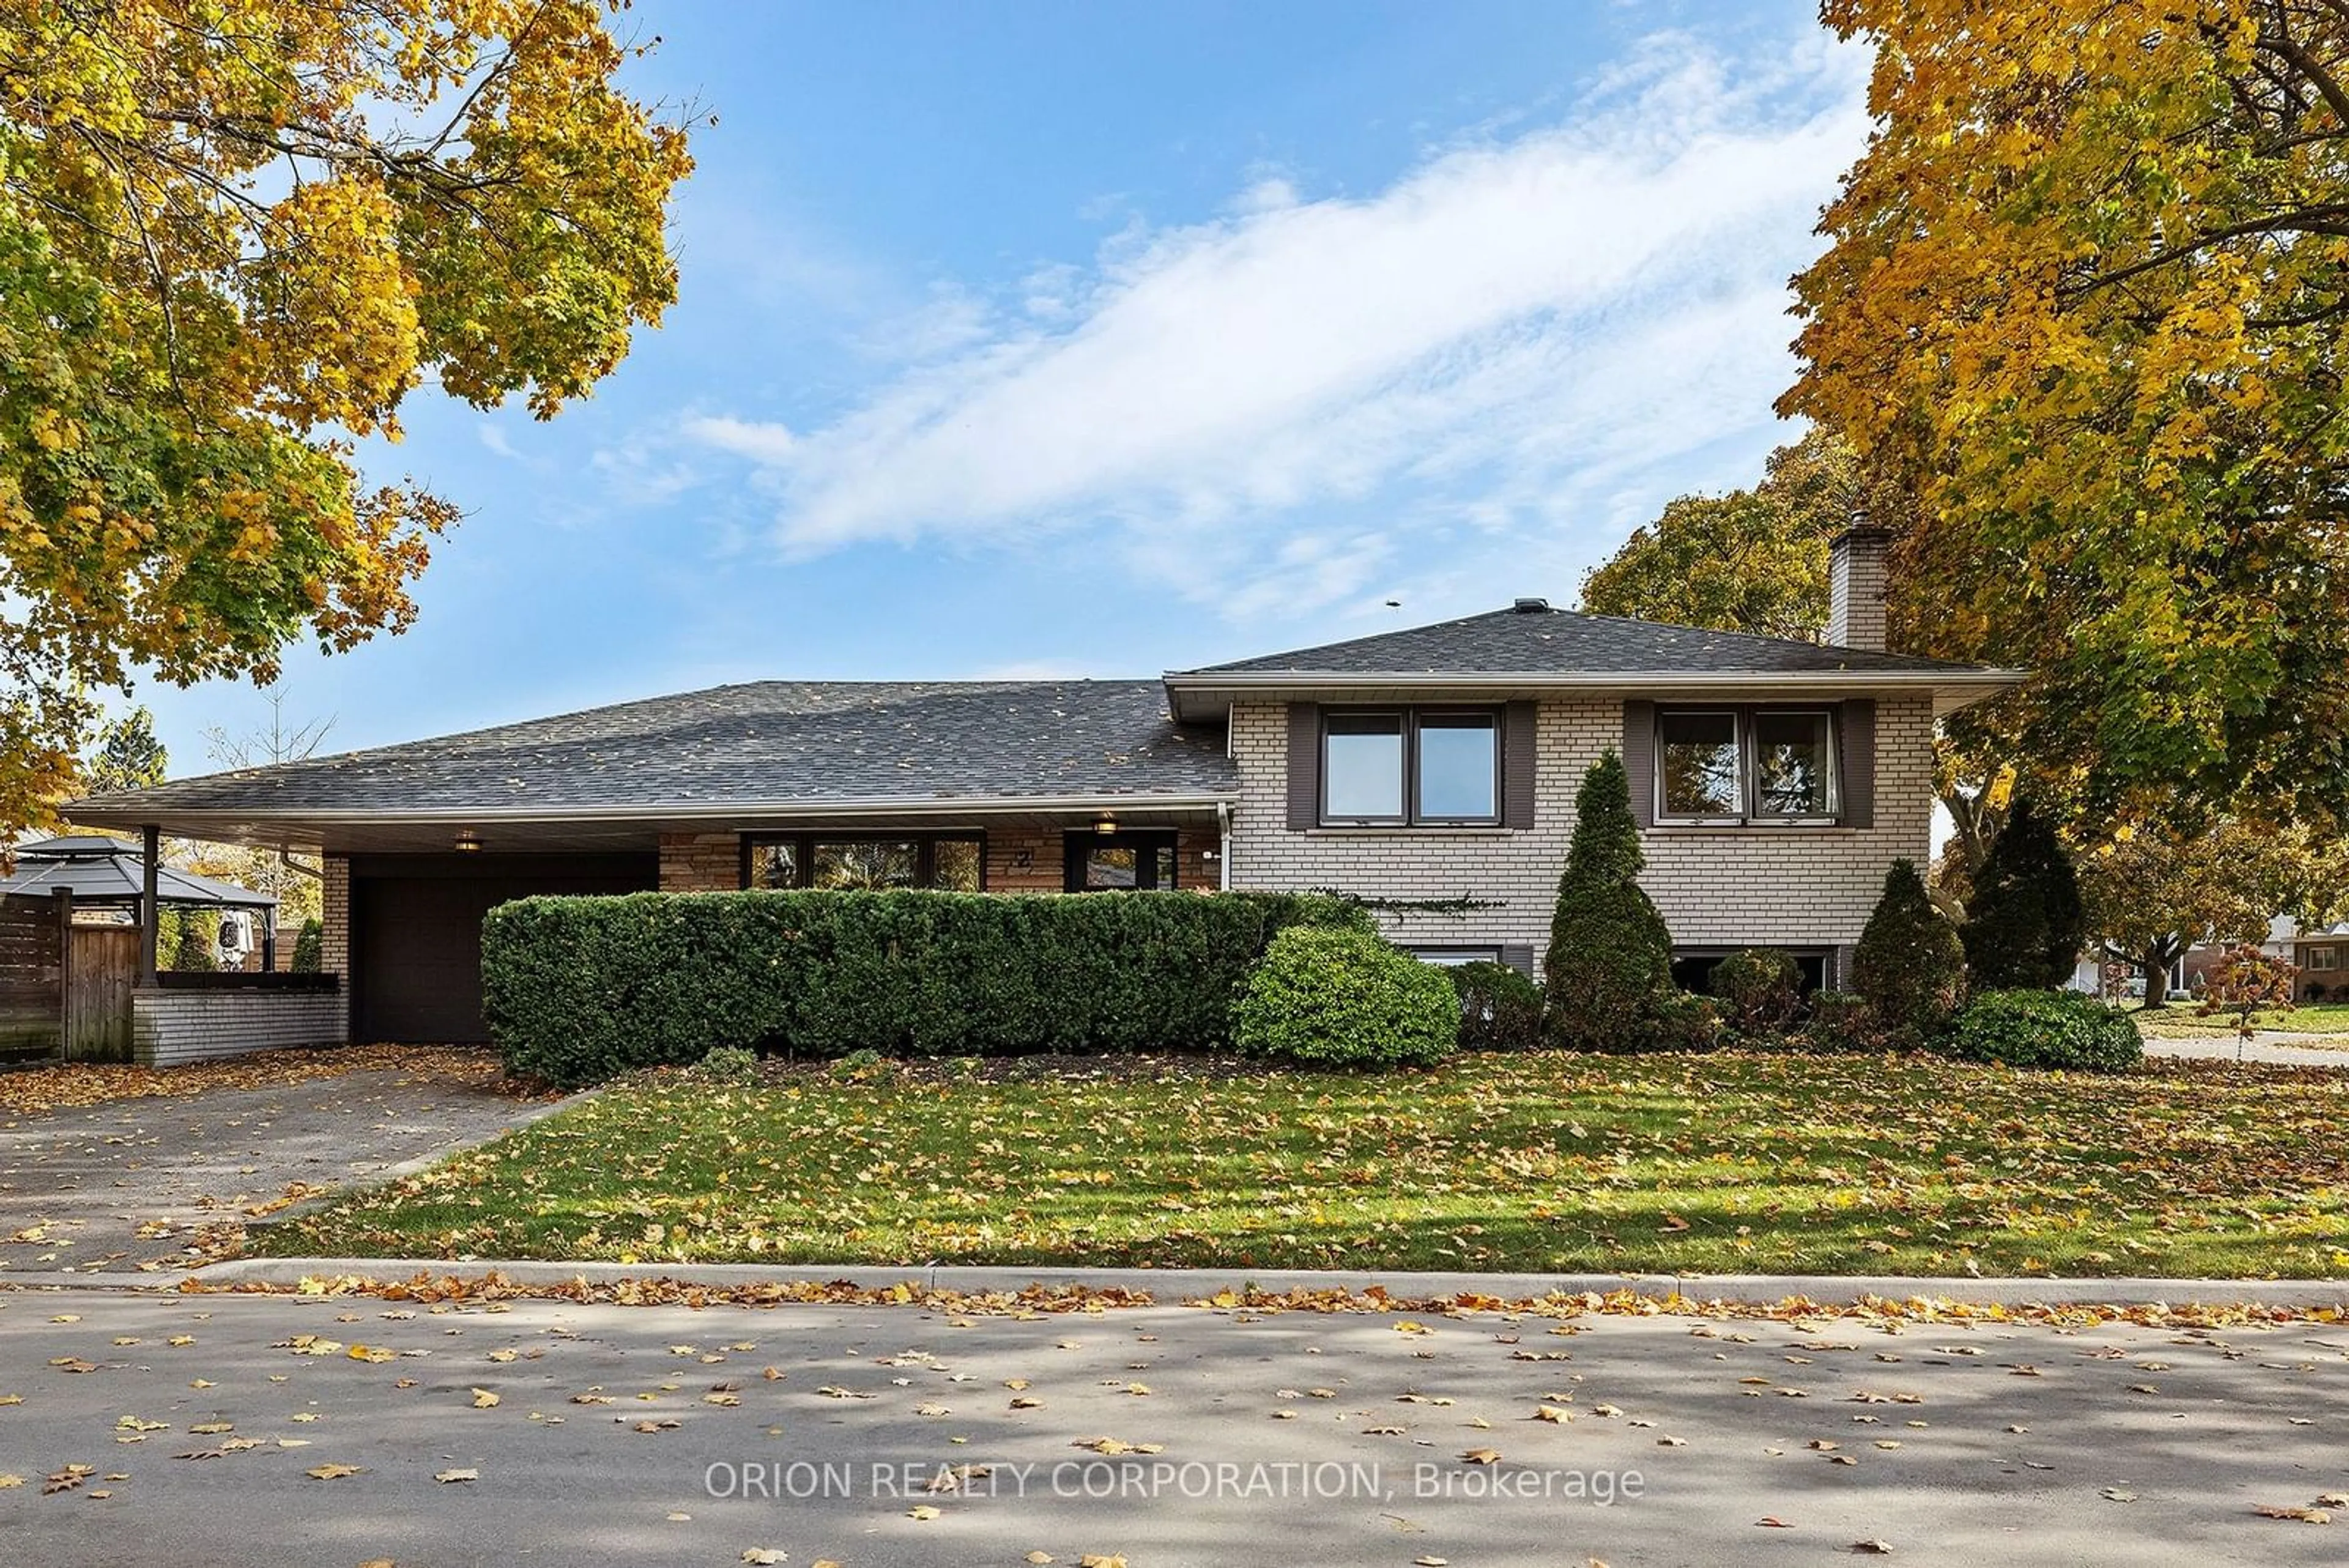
[2131,1001,2349,1039]
[251,1051,2349,1279]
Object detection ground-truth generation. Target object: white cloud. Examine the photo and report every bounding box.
[683,33,1869,622]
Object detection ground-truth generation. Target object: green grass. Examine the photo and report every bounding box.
[2130,1001,2349,1039]
[251,1050,2349,1280]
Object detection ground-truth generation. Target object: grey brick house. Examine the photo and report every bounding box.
[73,530,2016,1048]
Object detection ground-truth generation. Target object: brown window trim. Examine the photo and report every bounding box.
[1318,705,1503,828]
[739,831,987,891]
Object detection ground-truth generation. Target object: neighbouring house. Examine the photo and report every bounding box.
[70,529,2019,1050]
[2290,923,2349,1001]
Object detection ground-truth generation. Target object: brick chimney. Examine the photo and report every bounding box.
[1825,526,1891,651]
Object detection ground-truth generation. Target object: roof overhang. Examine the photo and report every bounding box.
[1160,668,2027,723]
[68,793,1239,856]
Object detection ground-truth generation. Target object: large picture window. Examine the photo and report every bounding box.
[745,833,985,891]
[1320,708,1499,827]
[1655,708,1839,825]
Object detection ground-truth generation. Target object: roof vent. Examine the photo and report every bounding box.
[1512,596,1549,614]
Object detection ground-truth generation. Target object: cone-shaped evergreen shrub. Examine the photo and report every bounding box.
[1960,799,2085,990]
[289,917,324,973]
[1852,858,1966,1039]
[1543,750,1674,1048]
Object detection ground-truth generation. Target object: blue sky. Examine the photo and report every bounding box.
[135,0,1872,773]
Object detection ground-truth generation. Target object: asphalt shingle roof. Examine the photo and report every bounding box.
[73,682,1236,816]
[1180,604,1998,677]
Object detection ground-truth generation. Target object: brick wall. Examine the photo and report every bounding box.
[131,988,346,1067]
[659,832,740,891]
[1225,696,1934,964]
[319,855,351,1041]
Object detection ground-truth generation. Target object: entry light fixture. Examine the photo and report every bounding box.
[454,830,483,854]
[1093,814,1117,836]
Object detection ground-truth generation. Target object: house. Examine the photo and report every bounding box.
[70,530,2018,1049]
[2290,923,2349,1001]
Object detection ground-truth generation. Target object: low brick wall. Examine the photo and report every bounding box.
[132,987,347,1068]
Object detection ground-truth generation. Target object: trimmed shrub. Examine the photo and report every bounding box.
[1961,799,2085,990]
[1644,990,1726,1052]
[694,1045,759,1086]
[1544,751,1674,1048]
[1801,990,1881,1052]
[1709,948,1803,1036]
[1852,858,1967,1039]
[1942,989,2143,1073]
[1232,926,1458,1068]
[482,888,1373,1087]
[1450,960,1543,1051]
[289,916,324,973]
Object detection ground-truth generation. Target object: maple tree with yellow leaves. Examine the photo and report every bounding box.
[1786,0,2349,821]
[0,0,693,830]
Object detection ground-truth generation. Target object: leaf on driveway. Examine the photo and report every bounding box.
[348,1345,396,1364]
[305,1463,364,1481]
[2253,1506,2331,1524]
[470,1388,500,1408]
[1852,1541,1894,1555]
[908,1504,941,1520]
[1756,1516,1792,1528]
[1460,1447,1501,1465]
[2101,1488,2139,1503]
[741,1551,786,1565]
[435,1468,480,1484]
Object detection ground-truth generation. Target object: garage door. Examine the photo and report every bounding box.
[350,853,658,1043]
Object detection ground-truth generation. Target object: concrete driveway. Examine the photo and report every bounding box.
[0,1048,557,1276]
[0,1288,2342,1567]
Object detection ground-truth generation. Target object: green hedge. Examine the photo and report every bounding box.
[1942,989,2143,1073]
[1232,926,1458,1068]
[481,888,1373,1086]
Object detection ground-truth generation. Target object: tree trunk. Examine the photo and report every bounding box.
[2142,943,2172,1008]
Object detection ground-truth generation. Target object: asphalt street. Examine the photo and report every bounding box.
[1,1287,2343,1567]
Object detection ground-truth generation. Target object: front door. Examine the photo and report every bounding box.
[1063,830,1179,892]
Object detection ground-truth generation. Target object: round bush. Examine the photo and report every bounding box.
[1800,990,1881,1053]
[1233,927,1459,1068]
[1450,960,1543,1050]
[1709,948,1803,1036]
[1942,989,2143,1073]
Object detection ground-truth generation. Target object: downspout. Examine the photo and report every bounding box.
[1217,801,1232,891]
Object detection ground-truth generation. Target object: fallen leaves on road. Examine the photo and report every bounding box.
[469,1388,500,1408]
[2254,1506,2332,1524]
[434,1468,479,1484]
[305,1463,363,1481]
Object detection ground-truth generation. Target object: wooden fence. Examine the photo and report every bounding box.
[0,891,65,1062]
[0,892,143,1064]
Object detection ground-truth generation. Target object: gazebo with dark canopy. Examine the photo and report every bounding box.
[0,836,279,970]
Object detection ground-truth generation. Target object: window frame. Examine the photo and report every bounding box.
[1062,828,1181,892]
[1318,705,1503,828]
[1653,706,1841,827]
[1405,945,1503,967]
[740,831,987,892]
[2310,946,2338,972]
